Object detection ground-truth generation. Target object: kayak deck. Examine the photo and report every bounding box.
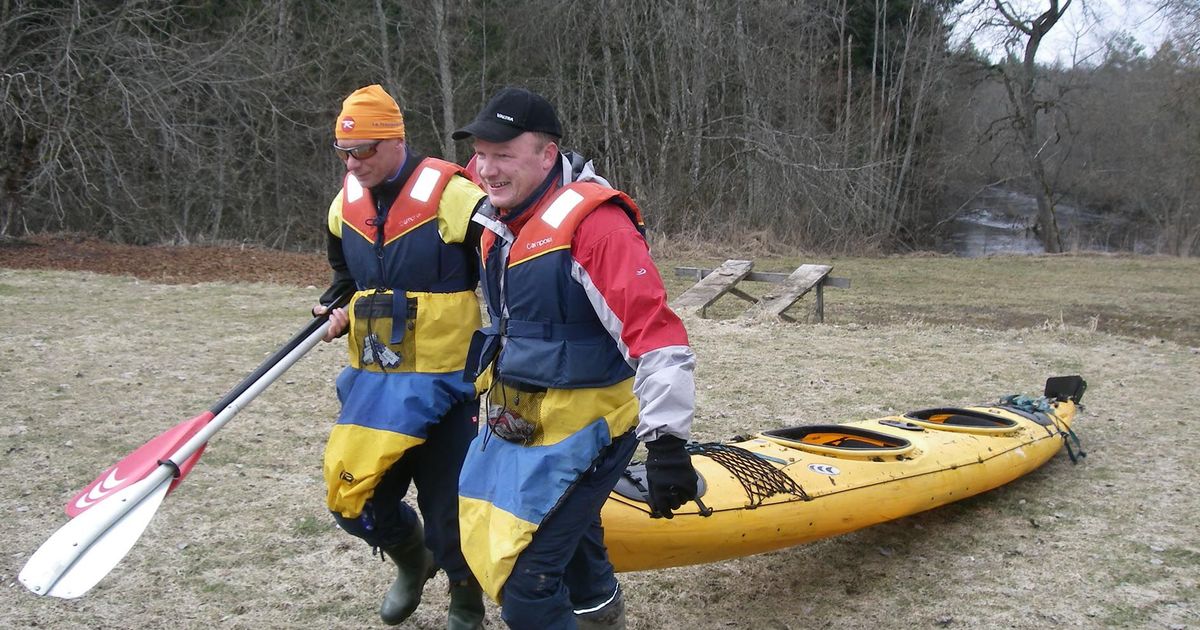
[604,377,1085,572]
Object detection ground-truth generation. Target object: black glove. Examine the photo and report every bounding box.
[644,435,699,519]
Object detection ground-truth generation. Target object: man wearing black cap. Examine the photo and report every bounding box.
[453,87,699,630]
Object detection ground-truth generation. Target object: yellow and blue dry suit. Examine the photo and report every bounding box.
[317,150,485,584]
[459,155,696,629]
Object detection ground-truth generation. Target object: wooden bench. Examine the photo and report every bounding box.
[671,260,850,322]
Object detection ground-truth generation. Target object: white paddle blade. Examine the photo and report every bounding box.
[20,471,172,599]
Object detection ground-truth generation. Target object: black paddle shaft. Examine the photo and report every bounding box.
[209,291,352,414]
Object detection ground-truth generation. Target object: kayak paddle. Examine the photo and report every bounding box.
[19,296,348,599]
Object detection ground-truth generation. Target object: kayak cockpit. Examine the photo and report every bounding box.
[759,425,914,459]
[903,408,1020,435]
[613,462,709,504]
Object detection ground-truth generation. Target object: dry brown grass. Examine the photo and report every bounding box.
[657,253,1200,347]
[1,261,1197,629]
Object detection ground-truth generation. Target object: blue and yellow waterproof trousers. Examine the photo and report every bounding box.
[332,397,480,582]
[499,431,639,630]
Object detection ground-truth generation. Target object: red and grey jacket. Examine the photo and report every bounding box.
[467,155,696,441]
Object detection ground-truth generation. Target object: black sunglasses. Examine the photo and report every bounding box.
[334,140,383,161]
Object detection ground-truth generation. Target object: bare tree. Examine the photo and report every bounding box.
[989,0,1072,252]
[1159,0,1200,57]
[431,0,457,161]
[0,1,969,254]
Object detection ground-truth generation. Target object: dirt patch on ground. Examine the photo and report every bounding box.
[0,234,329,286]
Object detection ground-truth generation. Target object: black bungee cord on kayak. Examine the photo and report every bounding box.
[689,443,810,507]
[1000,393,1087,464]
[1051,412,1087,463]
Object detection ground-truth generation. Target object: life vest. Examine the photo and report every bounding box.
[470,181,646,390]
[337,157,480,374]
[340,158,476,293]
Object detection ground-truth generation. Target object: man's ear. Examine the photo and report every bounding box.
[541,140,559,168]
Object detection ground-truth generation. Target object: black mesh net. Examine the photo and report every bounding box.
[688,442,809,507]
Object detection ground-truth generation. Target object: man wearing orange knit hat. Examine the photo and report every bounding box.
[312,84,487,628]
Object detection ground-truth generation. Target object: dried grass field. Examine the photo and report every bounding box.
[1,249,1197,629]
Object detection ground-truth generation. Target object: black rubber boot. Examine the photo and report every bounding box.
[576,588,626,630]
[379,527,437,625]
[446,577,486,630]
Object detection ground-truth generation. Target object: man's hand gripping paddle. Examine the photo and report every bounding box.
[18,295,349,599]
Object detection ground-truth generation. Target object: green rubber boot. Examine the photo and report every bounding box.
[379,527,436,625]
[446,577,486,630]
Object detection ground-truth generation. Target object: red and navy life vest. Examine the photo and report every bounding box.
[340,157,476,293]
[473,181,646,390]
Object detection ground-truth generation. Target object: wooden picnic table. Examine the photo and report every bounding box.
[670,260,849,322]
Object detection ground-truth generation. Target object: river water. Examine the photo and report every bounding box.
[939,187,1134,257]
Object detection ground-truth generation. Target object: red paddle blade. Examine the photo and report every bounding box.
[65,411,214,517]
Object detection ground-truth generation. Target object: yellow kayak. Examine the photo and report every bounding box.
[604,376,1086,572]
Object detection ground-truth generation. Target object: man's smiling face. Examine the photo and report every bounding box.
[471,133,557,210]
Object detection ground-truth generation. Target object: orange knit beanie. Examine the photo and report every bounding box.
[335,85,406,141]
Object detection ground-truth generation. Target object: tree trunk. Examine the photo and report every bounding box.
[994,0,1070,253]
[373,0,395,95]
[432,0,456,162]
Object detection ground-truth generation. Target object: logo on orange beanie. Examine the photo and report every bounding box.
[336,85,405,141]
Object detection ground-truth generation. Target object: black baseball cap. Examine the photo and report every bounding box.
[452,87,562,142]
